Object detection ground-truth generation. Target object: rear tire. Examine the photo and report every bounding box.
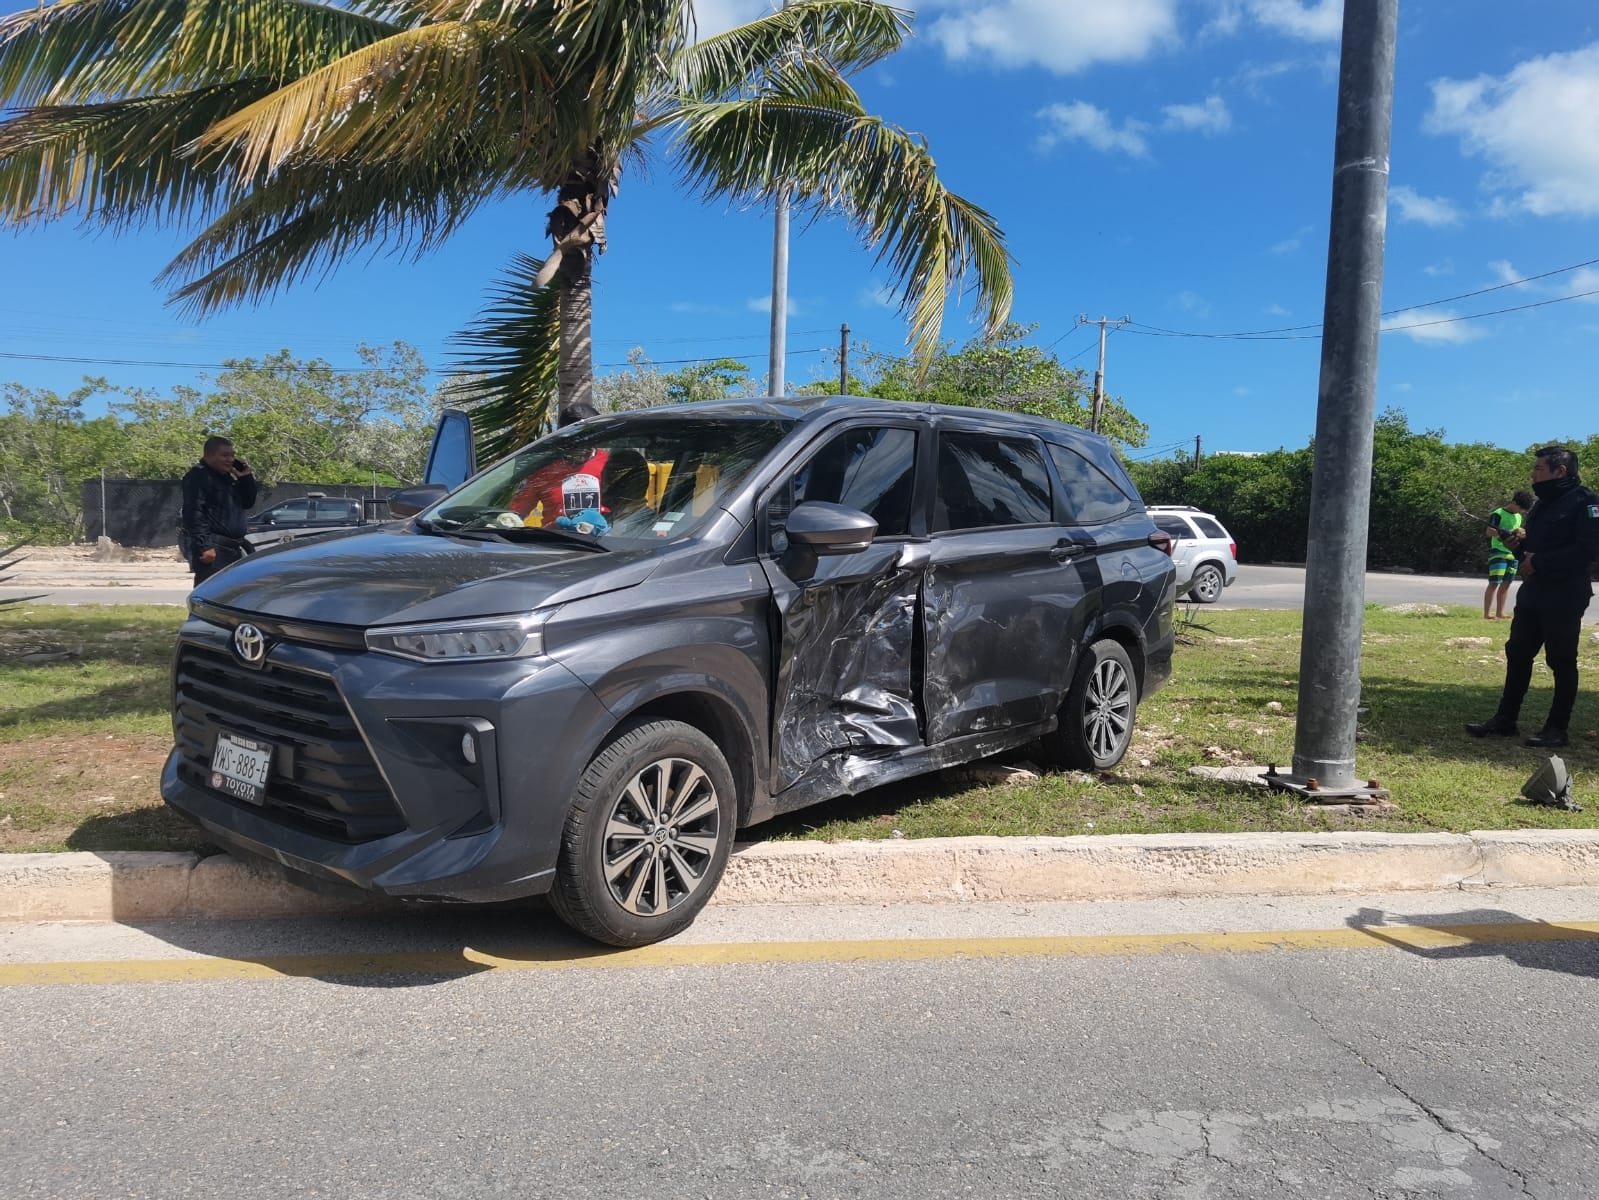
[1040,640,1139,771]
[1189,563,1224,604]
[549,719,736,947]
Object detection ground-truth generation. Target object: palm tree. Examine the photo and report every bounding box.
[0,1,1014,460]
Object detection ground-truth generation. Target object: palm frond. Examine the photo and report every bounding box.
[0,0,392,104]
[671,71,1014,364]
[674,0,909,100]
[156,144,513,315]
[448,252,561,462]
[196,22,590,183]
[0,84,273,227]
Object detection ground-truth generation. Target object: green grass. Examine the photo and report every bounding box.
[1,603,1595,853]
[753,605,1599,841]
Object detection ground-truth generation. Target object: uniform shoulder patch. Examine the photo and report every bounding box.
[1589,504,1599,518]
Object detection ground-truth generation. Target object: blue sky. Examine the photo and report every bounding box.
[2,0,1597,459]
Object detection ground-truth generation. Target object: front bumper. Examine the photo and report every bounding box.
[161,613,613,902]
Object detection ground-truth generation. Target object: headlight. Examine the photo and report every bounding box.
[365,613,547,663]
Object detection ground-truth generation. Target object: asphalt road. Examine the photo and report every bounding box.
[7,564,1596,620]
[5,889,1599,1199]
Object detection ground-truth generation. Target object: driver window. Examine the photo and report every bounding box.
[769,426,917,543]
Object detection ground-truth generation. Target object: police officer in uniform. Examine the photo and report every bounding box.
[1467,445,1599,748]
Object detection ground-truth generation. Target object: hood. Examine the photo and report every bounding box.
[195,524,662,627]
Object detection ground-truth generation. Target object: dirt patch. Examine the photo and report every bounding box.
[0,732,204,852]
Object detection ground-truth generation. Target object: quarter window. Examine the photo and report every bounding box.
[1046,444,1135,524]
[934,433,1052,531]
[1192,516,1228,539]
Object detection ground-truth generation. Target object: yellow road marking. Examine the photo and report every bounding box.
[2,920,1598,987]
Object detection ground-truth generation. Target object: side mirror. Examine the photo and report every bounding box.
[388,484,450,518]
[785,501,878,554]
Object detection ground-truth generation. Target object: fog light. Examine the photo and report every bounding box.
[461,733,478,765]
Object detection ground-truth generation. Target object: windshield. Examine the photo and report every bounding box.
[419,414,794,545]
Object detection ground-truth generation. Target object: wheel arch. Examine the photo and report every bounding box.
[597,688,764,827]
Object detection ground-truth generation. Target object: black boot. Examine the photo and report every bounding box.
[1466,718,1519,738]
[1524,729,1569,748]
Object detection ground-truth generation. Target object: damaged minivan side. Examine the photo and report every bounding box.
[163,396,1175,946]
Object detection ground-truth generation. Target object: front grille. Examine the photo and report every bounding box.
[174,644,402,842]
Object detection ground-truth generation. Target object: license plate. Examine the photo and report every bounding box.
[209,731,273,805]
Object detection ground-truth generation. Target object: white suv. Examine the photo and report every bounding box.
[1147,506,1238,603]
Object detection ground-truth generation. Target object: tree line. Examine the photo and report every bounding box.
[1126,410,1599,575]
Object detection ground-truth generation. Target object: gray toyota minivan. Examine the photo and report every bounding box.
[164,397,1176,945]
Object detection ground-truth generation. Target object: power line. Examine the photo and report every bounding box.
[0,345,833,374]
[1119,254,1599,341]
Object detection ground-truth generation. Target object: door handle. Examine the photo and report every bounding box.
[1050,540,1087,561]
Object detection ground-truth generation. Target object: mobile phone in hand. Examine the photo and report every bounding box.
[232,458,250,474]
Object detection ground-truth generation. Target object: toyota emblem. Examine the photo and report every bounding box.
[233,623,267,665]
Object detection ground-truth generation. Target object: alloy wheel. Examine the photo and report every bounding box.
[600,757,722,917]
[1082,656,1134,762]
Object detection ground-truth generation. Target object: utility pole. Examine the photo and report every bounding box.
[1194,435,1202,466]
[1075,314,1130,433]
[1269,0,1396,807]
[768,193,789,396]
[839,323,851,395]
[767,0,793,398]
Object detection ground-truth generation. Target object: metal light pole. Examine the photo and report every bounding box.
[1271,0,1397,804]
[769,192,789,396]
[766,0,793,397]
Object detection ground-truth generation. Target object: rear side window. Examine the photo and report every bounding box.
[793,427,918,537]
[1192,516,1229,539]
[316,499,359,520]
[934,432,1052,531]
[1152,514,1193,539]
[270,500,310,521]
[1047,444,1135,524]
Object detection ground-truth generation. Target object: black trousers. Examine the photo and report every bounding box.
[1495,584,1591,733]
[190,545,242,586]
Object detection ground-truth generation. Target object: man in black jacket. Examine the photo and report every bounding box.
[180,436,259,585]
[1467,445,1599,748]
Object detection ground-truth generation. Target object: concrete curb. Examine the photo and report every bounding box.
[6,830,1599,922]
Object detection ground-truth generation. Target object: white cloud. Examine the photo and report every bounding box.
[1176,291,1213,318]
[1265,303,1291,317]
[1571,267,1599,300]
[1488,260,1527,288]
[1270,235,1301,254]
[1423,259,1454,277]
[1381,309,1486,344]
[1388,185,1461,227]
[859,285,898,311]
[920,0,1178,75]
[1393,382,1413,393]
[1162,96,1232,135]
[1037,102,1151,158]
[1247,0,1342,42]
[746,295,804,317]
[1425,43,1599,218]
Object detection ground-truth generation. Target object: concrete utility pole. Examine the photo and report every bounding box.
[767,0,793,398]
[768,194,789,396]
[1194,435,1202,466]
[1272,0,1397,804]
[839,323,851,395]
[1076,315,1130,433]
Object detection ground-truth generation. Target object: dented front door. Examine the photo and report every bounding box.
[757,424,927,793]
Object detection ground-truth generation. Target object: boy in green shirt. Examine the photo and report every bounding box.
[1484,489,1533,619]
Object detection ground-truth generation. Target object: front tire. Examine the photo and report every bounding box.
[1189,563,1224,603]
[549,719,737,947]
[1040,640,1139,771]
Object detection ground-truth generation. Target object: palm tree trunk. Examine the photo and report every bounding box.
[557,252,594,412]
